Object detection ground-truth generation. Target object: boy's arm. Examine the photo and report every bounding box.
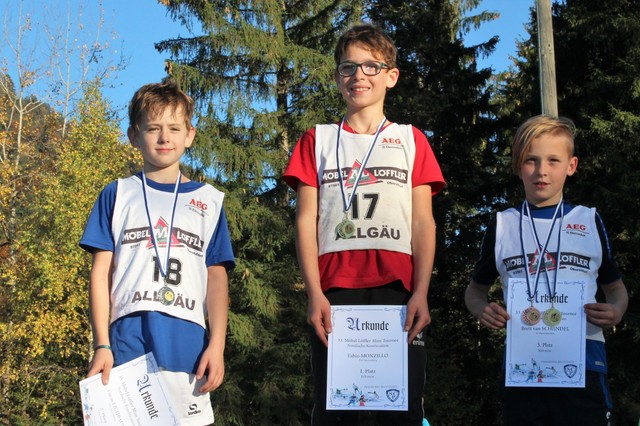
[465,280,510,329]
[405,184,435,343]
[295,183,332,346]
[196,264,229,394]
[584,279,628,327]
[87,250,114,384]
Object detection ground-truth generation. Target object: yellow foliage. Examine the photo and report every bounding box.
[1,85,141,422]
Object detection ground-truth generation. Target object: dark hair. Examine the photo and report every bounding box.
[334,24,397,69]
[128,81,194,134]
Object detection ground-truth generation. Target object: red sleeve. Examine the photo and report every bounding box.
[283,127,319,191]
[411,126,445,195]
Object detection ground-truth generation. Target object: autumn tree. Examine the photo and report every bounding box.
[1,0,124,312]
[0,3,127,422]
[0,83,139,424]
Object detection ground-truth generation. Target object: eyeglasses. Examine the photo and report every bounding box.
[337,61,389,77]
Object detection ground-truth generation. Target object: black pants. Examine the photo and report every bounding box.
[309,281,427,426]
[501,370,613,426]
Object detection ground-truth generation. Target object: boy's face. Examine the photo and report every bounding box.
[128,106,195,174]
[335,42,399,114]
[519,132,577,207]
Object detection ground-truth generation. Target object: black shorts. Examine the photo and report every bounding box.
[501,370,613,426]
[309,281,427,426]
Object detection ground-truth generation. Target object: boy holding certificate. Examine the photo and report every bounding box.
[465,114,628,425]
[283,24,445,425]
[80,81,235,425]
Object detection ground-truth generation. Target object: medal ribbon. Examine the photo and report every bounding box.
[519,200,563,303]
[141,171,181,281]
[336,117,386,214]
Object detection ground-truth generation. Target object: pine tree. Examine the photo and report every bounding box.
[368,1,507,423]
[154,1,367,423]
[501,0,640,422]
[554,2,640,422]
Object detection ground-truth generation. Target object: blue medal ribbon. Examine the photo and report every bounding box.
[335,117,387,215]
[141,171,181,282]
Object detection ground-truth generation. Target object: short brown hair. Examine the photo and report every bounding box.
[334,24,397,69]
[511,114,576,175]
[128,80,194,134]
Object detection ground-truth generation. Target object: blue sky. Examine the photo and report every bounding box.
[465,0,533,68]
[2,0,533,130]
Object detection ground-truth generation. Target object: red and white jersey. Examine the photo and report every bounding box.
[315,122,414,255]
[284,122,444,292]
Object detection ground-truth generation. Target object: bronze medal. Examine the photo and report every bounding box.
[543,306,562,327]
[337,219,356,239]
[158,286,175,306]
[521,306,541,325]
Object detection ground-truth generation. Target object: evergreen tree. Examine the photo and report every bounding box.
[554,2,640,422]
[154,1,366,423]
[368,1,507,423]
[501,0,640,423]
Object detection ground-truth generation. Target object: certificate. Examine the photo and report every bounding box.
[505,279,587,388]
[79,352,179,425]
[326,305,408,411]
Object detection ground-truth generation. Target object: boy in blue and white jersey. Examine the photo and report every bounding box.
[465,114,628,425]
[80,81,234,425]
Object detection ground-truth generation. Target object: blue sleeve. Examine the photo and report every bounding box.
[205,207,235,270]
[79,181,117,253]
[471,215,499,285]
[595,212,622,285]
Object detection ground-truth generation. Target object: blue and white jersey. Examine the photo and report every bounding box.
[80,173,235,328]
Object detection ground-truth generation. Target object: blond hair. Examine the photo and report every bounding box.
[511,114,576,175]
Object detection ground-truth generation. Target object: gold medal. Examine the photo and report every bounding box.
[336,219,356,239]
[543,306,562,326]
[521,306,541,325]
[158,286,175,306]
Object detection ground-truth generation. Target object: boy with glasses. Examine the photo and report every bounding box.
[284,24,445,425]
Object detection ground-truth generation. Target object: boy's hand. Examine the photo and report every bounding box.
[87,349,114,385]
[404,293,431,343]
[478,302,510,329]
[584,302,624,328]
[307,292,332,347]
[588,279,628,328]
[196,346,225,394]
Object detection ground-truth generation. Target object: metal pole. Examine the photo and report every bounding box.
[536,0,558,116]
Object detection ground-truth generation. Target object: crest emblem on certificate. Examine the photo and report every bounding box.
[564,364,578,378]
[386,389,400,402]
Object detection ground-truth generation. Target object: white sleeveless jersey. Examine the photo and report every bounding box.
[495,205,604,341]
[110,175,224,328]
[315,123,415,255]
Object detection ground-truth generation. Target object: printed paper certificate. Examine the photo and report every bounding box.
[506,279,587,388]
[326,305,408,411]
[79,352,179,425]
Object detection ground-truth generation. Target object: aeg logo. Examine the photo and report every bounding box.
[381,137,401,144]
[189,199,208,211]
[565,223,586,231]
